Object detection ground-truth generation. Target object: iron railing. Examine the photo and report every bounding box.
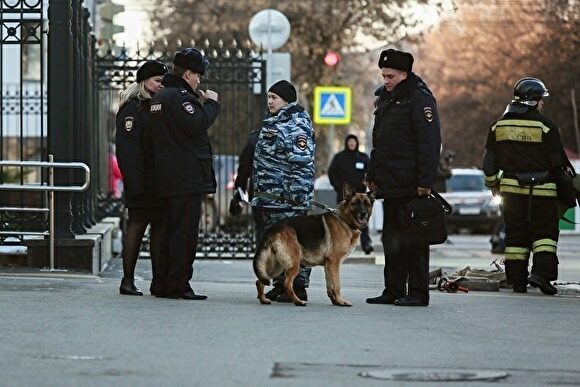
[0,156,90,270]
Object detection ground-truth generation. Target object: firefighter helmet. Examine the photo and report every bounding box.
[512,77,549,106]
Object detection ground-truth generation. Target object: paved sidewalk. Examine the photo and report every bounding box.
[1,233,579,386]
[1,253,579,386]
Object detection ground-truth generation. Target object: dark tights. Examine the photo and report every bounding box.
[122,217,165,281]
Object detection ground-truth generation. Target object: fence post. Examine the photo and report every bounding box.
[48,0,75,238]
[83,7,98,225]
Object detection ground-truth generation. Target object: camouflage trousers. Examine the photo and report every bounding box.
[255,207,312,287]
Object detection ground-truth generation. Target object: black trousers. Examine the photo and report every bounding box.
[503,194,559,285]
[161,194,202,295]
[381,196,430,304]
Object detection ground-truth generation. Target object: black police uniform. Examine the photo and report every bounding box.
[115,97,165,294]
[328,134,372,250]
[367,73,441,305]
[149,73,220,297]
[483,104,565,291]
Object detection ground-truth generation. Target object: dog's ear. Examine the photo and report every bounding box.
[343,182,355,201]
[367,189,377,202]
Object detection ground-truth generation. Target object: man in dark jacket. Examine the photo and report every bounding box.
[149,48,220,300]
[365,49,441,307]
[328,134,373,253]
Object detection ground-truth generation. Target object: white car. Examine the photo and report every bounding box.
[440,168,502,234]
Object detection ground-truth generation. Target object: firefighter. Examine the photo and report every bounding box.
[483,77,566,295]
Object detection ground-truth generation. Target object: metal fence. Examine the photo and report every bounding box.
[1,1,266,258]
[95,40,266,258]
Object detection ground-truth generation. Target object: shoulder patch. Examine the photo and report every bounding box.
[124,116,134,131]
[150,103,162,113]
[296,135,308,150]
[423,106,434,122]
[182,102,195,114]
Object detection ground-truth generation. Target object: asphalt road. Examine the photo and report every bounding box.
[1,234,579,386]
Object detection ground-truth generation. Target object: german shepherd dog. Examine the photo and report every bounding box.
[253,183,375,306]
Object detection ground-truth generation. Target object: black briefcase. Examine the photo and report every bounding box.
[401,192,453,245]
[557,160,580,210]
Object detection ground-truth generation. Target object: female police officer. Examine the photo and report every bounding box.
[115,60,168,296]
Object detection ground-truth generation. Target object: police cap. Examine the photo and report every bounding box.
[136,60,168,83]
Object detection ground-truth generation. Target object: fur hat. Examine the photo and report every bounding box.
[377,49,414,72]
[173,48,209,75]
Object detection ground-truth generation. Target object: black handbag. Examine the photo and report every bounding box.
[401,191,453,245]
[557,160,580,210]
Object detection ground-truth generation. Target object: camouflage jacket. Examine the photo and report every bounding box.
[251,102,315,211]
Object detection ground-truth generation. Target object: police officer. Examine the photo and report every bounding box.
[149,48,220,300]
[483,77,566,295]
[365,49,441,307]
[251,80,315,302]
[328,134,373,254]
[115,60,168,296]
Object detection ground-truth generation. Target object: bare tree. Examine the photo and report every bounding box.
[416,0,580,166]
[148,0,443,169]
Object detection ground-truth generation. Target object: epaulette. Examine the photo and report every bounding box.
[418,84,433,97]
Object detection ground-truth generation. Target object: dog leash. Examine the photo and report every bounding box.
[254,191,337,213]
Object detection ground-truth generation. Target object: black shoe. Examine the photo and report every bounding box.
[529,274,557,295]
[513,284,528,293]
[394,296,428,307]
[265,285,284,301]
[277,287,308,303]
[366,293,396,304]
[119,278,143,296]
[167,290,208,300]
[362,244,374,255]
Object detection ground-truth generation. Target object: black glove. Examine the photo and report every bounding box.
[229,190,243,216]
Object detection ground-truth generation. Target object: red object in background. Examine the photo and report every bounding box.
[324,51,341,67]
[108,153,123,198]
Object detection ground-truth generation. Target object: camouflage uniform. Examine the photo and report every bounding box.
[251,102,315,285]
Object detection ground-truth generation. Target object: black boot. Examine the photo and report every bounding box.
[366,291,396,304]
[119,278,143,296]
[513,284,528,293]
[505,259,529,293]
[362,244,374,255]
[394,296,428,307]
[264,284,285,301]
[529,274,557,295]
[277,278,308,302]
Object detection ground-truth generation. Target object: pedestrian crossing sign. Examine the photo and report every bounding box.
[313,86,352,125]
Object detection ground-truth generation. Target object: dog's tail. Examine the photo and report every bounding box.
[253,232,272,286]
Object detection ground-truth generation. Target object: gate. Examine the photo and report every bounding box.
[0,0,48,241]
[95,41,266,258]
